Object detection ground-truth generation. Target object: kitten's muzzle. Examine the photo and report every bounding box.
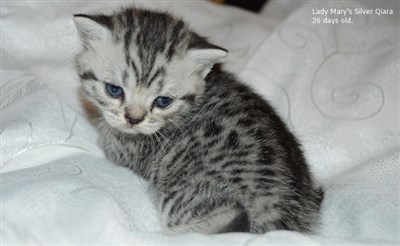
[125,114,145,125]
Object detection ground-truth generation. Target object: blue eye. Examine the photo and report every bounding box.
[154,96,173,108]
[105,83,124,98]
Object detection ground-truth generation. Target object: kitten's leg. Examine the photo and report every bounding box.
[159,193,250,234]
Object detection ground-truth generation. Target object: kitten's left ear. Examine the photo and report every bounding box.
[73,14,113,45]
[188,45,227,78]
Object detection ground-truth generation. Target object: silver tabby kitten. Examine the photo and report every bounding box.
[73,8,324,234]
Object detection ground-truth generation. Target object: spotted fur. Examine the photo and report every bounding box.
[73,7,324,234]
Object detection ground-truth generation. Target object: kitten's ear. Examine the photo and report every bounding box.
[73,14,113,44]
[188,46,227,78]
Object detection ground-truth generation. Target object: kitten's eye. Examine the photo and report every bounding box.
[105,83,124,98]
[154,96,173,108]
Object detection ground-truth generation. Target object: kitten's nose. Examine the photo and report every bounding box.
[125,106,146,125]
[125,114,144,125]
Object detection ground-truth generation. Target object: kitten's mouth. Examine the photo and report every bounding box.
[118,123,158,135]
[119,124,143,134]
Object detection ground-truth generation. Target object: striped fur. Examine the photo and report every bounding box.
[74,7,324,234]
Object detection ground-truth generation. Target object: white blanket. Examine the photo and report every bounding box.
[1,1,399,245]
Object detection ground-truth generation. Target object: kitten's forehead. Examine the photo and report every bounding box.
[119,10,190,87]
[125,45,169,89]
[117,8,189,52]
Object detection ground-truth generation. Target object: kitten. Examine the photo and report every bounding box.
[73,8,324,234]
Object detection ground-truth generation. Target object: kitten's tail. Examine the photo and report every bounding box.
[165,200,250,234]
[315,186,325,207]
[218,209,250,233]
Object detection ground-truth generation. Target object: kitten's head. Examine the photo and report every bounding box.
[74,8,226,135]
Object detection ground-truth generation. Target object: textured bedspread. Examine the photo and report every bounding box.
[1,1,399,245]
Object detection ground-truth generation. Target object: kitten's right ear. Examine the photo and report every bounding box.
[73,14,113,43]
[188,47,227,78]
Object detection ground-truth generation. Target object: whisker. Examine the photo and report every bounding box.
[156,131,172,149]
[153,131,166,153]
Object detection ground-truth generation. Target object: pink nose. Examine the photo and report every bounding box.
[125,114,144,125]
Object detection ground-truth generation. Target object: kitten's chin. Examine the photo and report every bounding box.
[109,123,161,135]
[117,127,145,135]
[118,126,159,135]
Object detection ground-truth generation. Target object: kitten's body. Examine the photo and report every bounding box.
[74,8,323,234]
